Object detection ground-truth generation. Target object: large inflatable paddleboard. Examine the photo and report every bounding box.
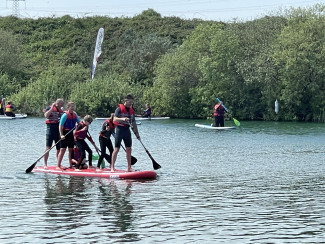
[135,116,170,121]
[195,124,236,130]
[32,166,157,180]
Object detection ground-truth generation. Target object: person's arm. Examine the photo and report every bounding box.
[44,103,55,118]
[59,113,67,139]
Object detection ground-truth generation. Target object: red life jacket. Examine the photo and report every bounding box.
[63,111,78,130]
[113,104,134,126]
[214,104,225,116]
[99,119,115,138]
[45,105,63,124]
[74,121,88,140]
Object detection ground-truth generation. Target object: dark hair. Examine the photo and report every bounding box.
[124,94,134,100]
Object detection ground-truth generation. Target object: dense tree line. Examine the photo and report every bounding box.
[0,5,324,122]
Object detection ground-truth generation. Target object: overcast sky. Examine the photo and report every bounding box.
[0,0,322,21]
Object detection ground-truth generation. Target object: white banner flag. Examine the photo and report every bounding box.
[91,27,104,80]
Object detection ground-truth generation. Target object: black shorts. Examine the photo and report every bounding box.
[114,126,132,148]
[60,130,75,149]
[46,123,60,149]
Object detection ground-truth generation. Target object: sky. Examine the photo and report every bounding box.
[0,0,322,22]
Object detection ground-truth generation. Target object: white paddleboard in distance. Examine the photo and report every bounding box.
[195,124,236,130]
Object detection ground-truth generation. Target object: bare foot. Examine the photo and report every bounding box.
[128,168,134,172]
[110,168,115,172]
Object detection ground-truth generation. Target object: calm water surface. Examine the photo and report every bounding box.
[1,118,325,243]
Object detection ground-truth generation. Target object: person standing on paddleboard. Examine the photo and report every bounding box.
[43,98,64,168]
[74,115,98,170]
[57,102,80,169]
[111,94,140,172]
[97,113,115,170]
[213,100,226,127]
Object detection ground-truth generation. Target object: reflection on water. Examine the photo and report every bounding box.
[42,175,139,243]
[0,118,325,243]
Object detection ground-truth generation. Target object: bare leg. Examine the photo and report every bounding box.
[44,146,51,166]
[67,148,73,168]
[57,148,66,168]
[126,147,132,171]
[111,147,120,172]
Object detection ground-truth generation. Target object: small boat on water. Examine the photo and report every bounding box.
[135,116,170,121]
[32,166,157,180]
[0,114,27,120]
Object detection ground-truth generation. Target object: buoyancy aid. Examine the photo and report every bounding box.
[74,121,88,140]
[5,104,12,113]
[214,104,225,116]
[99,119,115,138]
[73,147,81,161]
[113,104,134,126]
[63,111,77,130]
[45,105,63,124]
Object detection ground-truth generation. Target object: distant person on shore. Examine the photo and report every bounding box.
[142,103,152,118]
[213,100,226,127]
[111,94,141,172]
[0,97,5,115]
[43,98,64,168]
[5,101,16,117]
[74,115,97,170]
[97,113,115,170]
[57,102,80,169]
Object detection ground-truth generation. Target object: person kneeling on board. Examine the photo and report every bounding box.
[71,146,88,169]
[74,115,99,170]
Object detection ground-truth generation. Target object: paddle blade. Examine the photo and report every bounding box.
[25,161,37,173]
[92,154,99,160]
[152,159,161,170]
[131,155,137,165]
[233,118,240,126]
[147,151,161,170]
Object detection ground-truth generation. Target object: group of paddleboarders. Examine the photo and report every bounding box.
[43,94,141,172]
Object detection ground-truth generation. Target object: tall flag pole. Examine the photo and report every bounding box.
[91,27,104,80]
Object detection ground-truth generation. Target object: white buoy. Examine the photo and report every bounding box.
[275,99,279,114]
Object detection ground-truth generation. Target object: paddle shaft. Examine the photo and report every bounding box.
[216,97,229,112]
[26,126,75,173]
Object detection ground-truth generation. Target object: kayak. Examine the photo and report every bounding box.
[135,116,170,121]
[0,114,27,120]
[32,166,157,180]
[195,124,236,130]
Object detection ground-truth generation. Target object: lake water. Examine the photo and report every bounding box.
[1,118,325,243]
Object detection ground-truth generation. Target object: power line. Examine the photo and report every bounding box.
[6,0,25,17]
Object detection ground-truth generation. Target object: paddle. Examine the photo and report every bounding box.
[129,120,160,170]
[216,97,240,126]
[137,139,161,170]
[112,132,137,165]
[25,127,75,173]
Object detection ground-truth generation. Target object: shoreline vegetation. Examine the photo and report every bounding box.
[0,4,324,122]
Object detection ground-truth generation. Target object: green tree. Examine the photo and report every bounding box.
[273,5,325,121]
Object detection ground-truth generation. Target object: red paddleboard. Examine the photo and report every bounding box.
[33,166,157,180]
